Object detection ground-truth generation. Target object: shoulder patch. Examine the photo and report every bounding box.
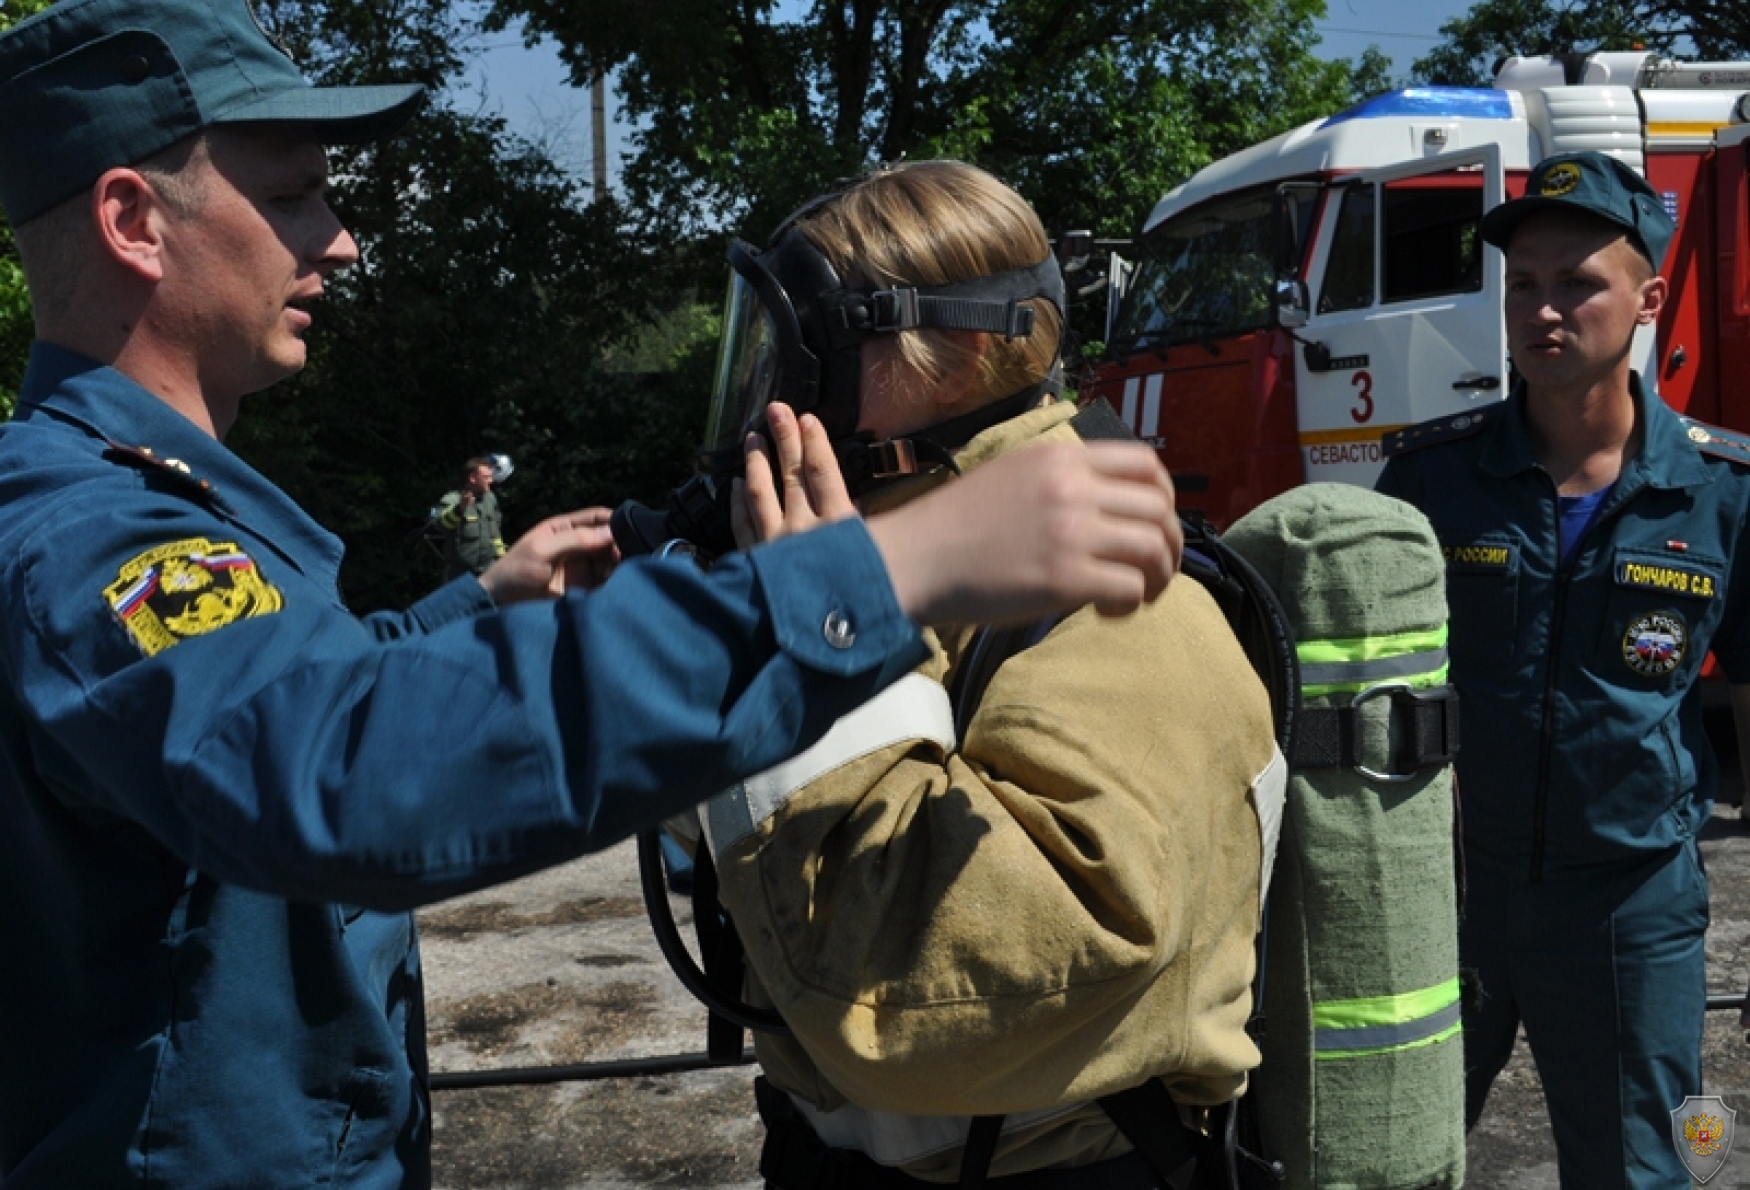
[102,441,230,511]
[103,538,283,657]
[1678,418,1750,467]
[1382,403,1506,459]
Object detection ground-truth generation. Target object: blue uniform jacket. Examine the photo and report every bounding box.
[1376,375,1750,879]
[0,344,929,1188]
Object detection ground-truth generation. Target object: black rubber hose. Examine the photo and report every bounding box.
[635,829,790,1034]
[430,1048,756,1091]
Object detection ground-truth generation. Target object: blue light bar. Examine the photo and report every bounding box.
[1323,87,1514,126]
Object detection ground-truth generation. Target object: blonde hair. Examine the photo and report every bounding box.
[793,160,1061,415]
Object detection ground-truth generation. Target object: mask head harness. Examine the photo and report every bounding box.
[704,193,1067,497]
[610,182,1067,563]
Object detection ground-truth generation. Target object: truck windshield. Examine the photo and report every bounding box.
[1110,189,1275,352]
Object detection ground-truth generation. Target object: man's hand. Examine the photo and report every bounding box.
[732,403,855,548]
[729,400,1181,626]
[870,439,1182,626]
[478,508,621,606]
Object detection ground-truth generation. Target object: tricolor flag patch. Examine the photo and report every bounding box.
[103,538,283,656]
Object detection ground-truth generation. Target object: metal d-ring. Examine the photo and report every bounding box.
[1350,680,1418,784]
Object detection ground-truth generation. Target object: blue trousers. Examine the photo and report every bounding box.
[1462,841,1709,1190]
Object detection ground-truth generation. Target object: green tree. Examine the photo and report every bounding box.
[0,0,701,609]
[224,0,701,610]
[0,0,56,420]
[1644,0,1749,56]
[1410,0,1702,86]
[488,0,1392,244]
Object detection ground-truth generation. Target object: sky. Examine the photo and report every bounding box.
[461,0,1480,192]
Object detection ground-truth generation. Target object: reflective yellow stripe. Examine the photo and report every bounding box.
[1646,121,1726,137]
[1297,627,1447,667]
[1297,424,1408,447]
[1314,976,1459,1029]
[1298,627,1449,695]
[1312,977,1462,1060]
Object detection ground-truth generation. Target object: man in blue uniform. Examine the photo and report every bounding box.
[0,2,1185,1187]
[1377,151,1750,1188]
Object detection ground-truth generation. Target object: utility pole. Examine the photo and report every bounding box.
[591,71,608,200]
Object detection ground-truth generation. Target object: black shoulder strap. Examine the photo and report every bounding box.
[1178,519,1300,757]
[959,1115,1005,1189]
[1096,1080,1203,1190]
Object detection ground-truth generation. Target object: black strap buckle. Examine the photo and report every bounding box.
[868,439,920,480]
[1290,682,1460,782]
[869,287,921,330]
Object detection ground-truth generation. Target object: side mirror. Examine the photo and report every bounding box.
[1105,253,1134,345]
[1055,229,1095,269]
[1275,278,1310,329]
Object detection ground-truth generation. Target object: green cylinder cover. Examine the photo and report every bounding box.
[1225,484,1464,1190]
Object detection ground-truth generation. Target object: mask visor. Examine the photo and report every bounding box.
[702,240,821,473]
[704,269,781,461]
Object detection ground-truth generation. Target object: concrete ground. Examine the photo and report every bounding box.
[424,791,1750,1189]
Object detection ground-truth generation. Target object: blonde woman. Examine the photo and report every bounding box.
[690,161,1286,1189]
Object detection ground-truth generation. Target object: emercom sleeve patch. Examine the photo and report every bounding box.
[103,537,284,656]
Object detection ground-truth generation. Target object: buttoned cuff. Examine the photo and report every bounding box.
[407,575,496,632]
[749,519,924,677]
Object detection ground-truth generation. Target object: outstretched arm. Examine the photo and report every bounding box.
[480,507,621,606]
[734,402,1183,626]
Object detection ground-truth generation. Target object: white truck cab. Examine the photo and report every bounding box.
[1083,53,1750,526]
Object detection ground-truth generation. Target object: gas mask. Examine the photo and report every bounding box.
[610,210,1066,563]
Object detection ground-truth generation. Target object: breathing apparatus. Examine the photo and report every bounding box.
[609,189,1068,563]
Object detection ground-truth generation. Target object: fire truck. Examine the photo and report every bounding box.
[1076,51,1750,527]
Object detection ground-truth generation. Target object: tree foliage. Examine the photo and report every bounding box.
[1650,0,1750,57]
[1412,0,1745,86]
[219,0,709,609]
[0,0,56,420]
[2,0,1397,610]
[488,0,1391,244]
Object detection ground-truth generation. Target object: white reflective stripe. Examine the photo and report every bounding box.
[793,1092,1087,1166]
[1121,375,1141,430]
[1141,372,1163,438]
[700,673,956,860]
[1253,747,1288,912]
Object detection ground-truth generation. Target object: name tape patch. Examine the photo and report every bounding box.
[1616,560,1717,599]
[1444,543,1514,570]
[104,538,283,656]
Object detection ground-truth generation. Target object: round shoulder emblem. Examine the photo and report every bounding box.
[1622,611,1687,678]
[1540,162,1582,197]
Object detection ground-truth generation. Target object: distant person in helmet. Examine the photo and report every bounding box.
[679,160,1284,1188]
[1378,151,1750,1189]
[435,456,507,578]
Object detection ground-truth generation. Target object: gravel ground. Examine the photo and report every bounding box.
[423,774,1750,1189]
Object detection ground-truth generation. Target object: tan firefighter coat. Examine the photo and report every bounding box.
[695,401,1286,1181]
